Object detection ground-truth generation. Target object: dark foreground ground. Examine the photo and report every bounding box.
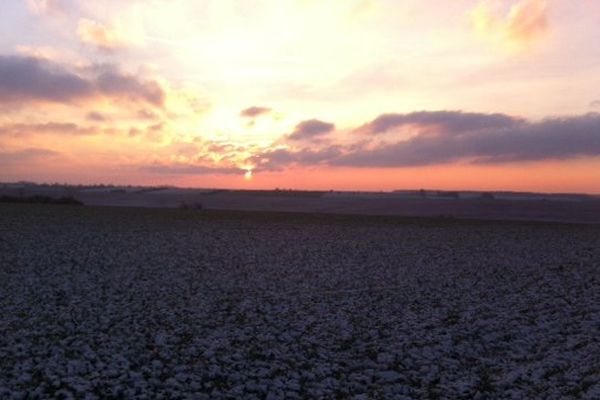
[1,204,599,399]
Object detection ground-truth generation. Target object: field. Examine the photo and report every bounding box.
[3,184,600,224]
[1,204,599,399]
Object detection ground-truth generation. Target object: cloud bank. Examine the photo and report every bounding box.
[0,122,99,136]
[356,111,523,135]
[141,164,245,176]
[252,111,600,171]
[0,147,60,165]
[0,55,164,106]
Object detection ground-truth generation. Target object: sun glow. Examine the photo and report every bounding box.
[2,1,600,193]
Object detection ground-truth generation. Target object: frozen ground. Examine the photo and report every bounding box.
[0,204,599,399]
[3,184,600,224]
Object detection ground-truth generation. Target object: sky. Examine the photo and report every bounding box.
[1,0,600,193]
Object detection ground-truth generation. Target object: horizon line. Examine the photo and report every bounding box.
[2,180,600,197]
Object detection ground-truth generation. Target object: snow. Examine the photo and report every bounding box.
[0,204,599,398]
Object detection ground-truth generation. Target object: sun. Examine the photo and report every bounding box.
[244,169,253,180]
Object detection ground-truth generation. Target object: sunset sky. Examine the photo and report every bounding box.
[1,0,600,192]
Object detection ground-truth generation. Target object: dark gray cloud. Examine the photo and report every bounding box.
[240,106,272,118]
[251,146,342,172]
[0,55,165,106]
[141,164,244,175]
[0,55,93,103]
[337,113,600,166]
[288,119,335,141]
[357,110,524,135]
[252,112,600,170]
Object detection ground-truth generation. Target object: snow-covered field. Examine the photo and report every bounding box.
[1,204,599,399]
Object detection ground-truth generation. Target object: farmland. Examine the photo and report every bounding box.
[1,204,599,399]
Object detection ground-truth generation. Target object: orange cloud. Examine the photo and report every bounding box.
[506,0,548,42]
[77,18,129,52]
[471,0,549,48]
